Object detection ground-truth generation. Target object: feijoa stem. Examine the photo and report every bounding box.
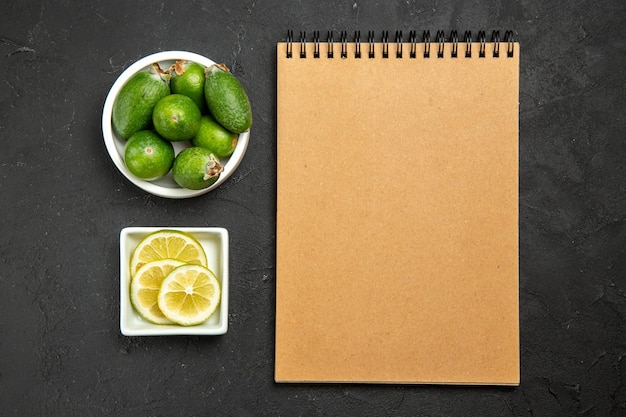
[171,60,188,76]
[203,154,224,180]
[149,62,171,82]
[206,63,230,75]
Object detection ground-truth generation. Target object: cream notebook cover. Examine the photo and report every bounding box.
[276,30,520,385]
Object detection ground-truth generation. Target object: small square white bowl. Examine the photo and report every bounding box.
[119,226,229,336]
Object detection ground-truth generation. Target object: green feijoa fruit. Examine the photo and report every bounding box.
[204,64,252,134]
[124,130,175,181]
[112,63,170,140]
[170,60,207,113]
[152,94,202,142]
[172,147,224,190]
[191,114,238,159]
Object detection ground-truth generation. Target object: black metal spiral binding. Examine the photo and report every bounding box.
[395,31,403,58]
[505,30,515,57]
[285,30,515,59]
[436,30,445,58]
[313,30,320,58]
[409,30,417,58]
[478,30,487,58]
[450,30,459,58]
[423,30,431,58]
[464,31,472,58]
[492,30,501,57]
[286,30,293,58]
[299,31,306,58]
[340,31,348,58]
[327,31,334,58]
[381,31,389,58]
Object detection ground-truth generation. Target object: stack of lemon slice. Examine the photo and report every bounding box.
[129,230,221,326]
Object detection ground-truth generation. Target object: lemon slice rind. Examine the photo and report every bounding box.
[157,264,221,326]
[130,258,186,324]
[129,230,207,277]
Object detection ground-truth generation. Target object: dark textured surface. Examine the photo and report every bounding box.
[1,0,625,415]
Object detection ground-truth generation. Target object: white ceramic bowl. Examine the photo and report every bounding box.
[102,51,250,198]
[119,227,229,336]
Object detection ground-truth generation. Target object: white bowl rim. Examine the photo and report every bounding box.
[102,50,249,199]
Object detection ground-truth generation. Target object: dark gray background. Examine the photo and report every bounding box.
[1,0,624,415]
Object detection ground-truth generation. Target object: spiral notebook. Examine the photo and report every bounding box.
[275,30,520,385]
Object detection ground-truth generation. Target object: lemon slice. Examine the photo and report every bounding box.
[130,230,207,277]
[130,259,185,324]
[158,264,221,326]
